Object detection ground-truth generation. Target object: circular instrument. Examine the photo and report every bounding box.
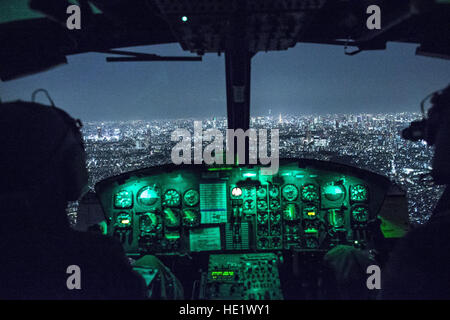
[350,184,369,202]
[257,199,268,211]
[115,212,132,228]
[163,189,181,207]
[182,208,200,227]
[243,199,255,211]
[323,183,345,202]
[352,206,370,223]
[163,208,181,228]
[183,189,200,206]
[301,184,319,202]
[270,199,280,210]
[114,190,133,209]
[140,212,161,233]
[283,203,299,221]
[137,186,160,206]
[282,184,299,201]
[256,187,267,199]
[269,186,279,198]
[231,187,243,198]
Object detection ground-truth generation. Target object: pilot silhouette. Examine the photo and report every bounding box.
[321,85,450,300]
[0,100,147,299]
[381,85,450,299]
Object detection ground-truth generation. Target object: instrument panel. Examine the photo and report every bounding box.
[95,159,391,255]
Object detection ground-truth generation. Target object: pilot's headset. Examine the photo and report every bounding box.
[402,84,450,184]
[0,90,89,203]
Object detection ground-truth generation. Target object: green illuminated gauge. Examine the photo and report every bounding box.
[163,208,181,228]
[257,237,268,249]
[283,203,299,221]
[243,187,256,198]
[305,237,319,249]
[257,199,268,211]
[301,184,319,202]
[270,212,281,224]
[163,189,181,207]
[328,209,345,228]
[257,212,269,224]
[114,190,133,209]
[244,199,255,211]
[270,199,280,210]
[350,185,369,202]
[352,206,370,223]
[231,187,243,198]
[137,186,160,206]
[269,186,279,198]
[140,212,161,233]
[270,237,281,248]
[182,208,200,227]
[115,212,132,228]
[271,224,281,235]
[183,189,199,207]
[282,184,299,201]
[323,183,345,202]
[303,207,318,220]
[257,187,267,199]
[258,226,268,236]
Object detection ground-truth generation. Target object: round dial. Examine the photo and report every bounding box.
[350,185,369,202]
[243,188,256,198]
[352,206,370,223]
[282,184,299,201]
[257,199,268,211]
[257,212,269,224]
[323,184,345,202]
[244,199,255,211]
[328,209,345,228]
[163,189,181,207]
[283,203,299,221]
[303,207,318,220]
[270,199,280,210]
[257,187,267,199]
[271,237,281,248]
[182,208,200,227]
[270,212,281,224]
[269,186,279,198]
[137,186,160,206]
[183,189,199,206]
[258,237,268,249]
[231,187,242,198]
[140,212,161,233]
[301,184,319,202]
[116,212,132,228]
[114,190,133,209]
[271,224,281,235]
[163,208,181,228]
[258,225,268,236]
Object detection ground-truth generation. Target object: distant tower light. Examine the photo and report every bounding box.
[181,16,188,22]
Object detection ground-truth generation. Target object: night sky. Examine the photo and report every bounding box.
[0,42,449,121]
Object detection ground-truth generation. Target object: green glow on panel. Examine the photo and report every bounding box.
[207,167,233,171]
[243,172,257,178]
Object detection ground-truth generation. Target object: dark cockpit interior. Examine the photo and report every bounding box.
[1,0,449,302]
